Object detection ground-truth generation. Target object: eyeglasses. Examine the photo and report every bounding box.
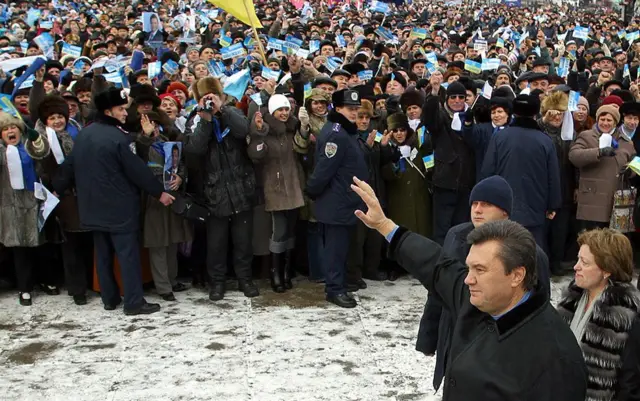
[527,56,537,60]
[448,95,466,100]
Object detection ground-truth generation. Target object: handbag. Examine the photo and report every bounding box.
[609,173,636,233]
[171,193,210,223]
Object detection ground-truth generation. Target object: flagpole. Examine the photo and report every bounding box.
[242,0,268,67]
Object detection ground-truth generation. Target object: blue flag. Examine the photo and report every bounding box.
[12,57,46,99]
[222,69,251,101]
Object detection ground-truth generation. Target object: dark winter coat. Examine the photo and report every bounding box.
[558,281,640,401]
[52,114,163,233]
[416,221,551,391]
[389,226,587,401]
[356,132,400,209]
[33,119,84,232]
[481,117,562,227]
[383,134,432,238]
[461,121,506,183]
[183,106,256,218]
[618,317,640,401]
[306,111,369,226]
[569,127,636,223]
[537,119,577,207]
[422,95,476,192]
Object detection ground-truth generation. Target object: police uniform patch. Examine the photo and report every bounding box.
[325,142,338,158]
[332,123,341,132]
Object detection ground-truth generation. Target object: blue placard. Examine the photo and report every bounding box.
[357,70,373,81]
[261,66,280,80]
[61,43,82,58]
[220,42,246,60]
[568,90,580,112]
[162,59,179,75]
[573,26,589,40]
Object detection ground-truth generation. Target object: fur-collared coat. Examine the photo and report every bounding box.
[557,281,640,401]
[0,133,51,247]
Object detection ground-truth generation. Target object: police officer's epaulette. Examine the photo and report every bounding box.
[332,123,341,132]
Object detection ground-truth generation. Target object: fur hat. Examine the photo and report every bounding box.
[192,77,223,103]
[399,89,425,112]
[358,99,374,117]
[304,88,331,109]
[387,112,410,131]
[94,87,129,112]
[596,104,621,125]
[130,84,160,107]
[0,111,25,134]
[381,72,407,92]
[513,94,540,117]
[38,95,70,123]
[490,97,513,116]
[541,91,568,116]
[443,67,462,82]
[73,77,93,94]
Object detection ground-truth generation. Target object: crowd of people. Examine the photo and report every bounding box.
[1,0,640,398]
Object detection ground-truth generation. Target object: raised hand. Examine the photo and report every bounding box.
[351,176,395,236]
[141,114,155,136]
[254,111,264,131]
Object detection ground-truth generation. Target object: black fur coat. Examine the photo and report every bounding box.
[557,280,640,401]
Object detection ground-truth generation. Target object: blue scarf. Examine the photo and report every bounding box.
[16,142,37,191]
[66,122,79,140]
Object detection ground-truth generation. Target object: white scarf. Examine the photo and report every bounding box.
[561,111,574,141]
[46,126,65,164]
[6,145,24,189]
[451,104,470,131]
[408,119,421,131]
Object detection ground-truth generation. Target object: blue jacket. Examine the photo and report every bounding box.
[306,111,369,226]
[481,117,562,227]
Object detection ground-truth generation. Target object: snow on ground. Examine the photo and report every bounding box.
[0,275,572,401]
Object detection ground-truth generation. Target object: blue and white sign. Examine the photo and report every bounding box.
[357,70,373,81]
[148,61,161,78]
[568,90,580,112]
[220,43,246,60]
[261,66,280,80]
[481,58,500,71]
[573,26,589,40]
[61,43,82,58]
[162,59,179,75]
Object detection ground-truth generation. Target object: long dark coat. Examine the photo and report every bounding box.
[389,226,587,401]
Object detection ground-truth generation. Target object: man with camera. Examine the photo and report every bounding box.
[184,77,259,302]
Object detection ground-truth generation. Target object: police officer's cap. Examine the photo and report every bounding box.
[332,89,362,108]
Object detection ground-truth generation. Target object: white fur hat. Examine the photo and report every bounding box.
[268,94,291,115]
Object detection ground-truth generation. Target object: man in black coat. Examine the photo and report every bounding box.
[53,87,175,316]
[416,175,551,392]
[618,317,640,401]
[422,81,475,245]
[481,93,561,253]
[350,177,587,401]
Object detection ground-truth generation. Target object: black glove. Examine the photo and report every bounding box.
[25,127,39,142]
[599,146,616,157]
[576,57,587,73]
[463,108,474,125]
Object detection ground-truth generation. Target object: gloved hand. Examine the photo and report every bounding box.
[298,106,310,128]
[462,108,474,125]
[576,57,587,73]
[599,146,616,157]
[25,127,39,142]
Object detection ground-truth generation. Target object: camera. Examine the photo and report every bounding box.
[196,100,214,112]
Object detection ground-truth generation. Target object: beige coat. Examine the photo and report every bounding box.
[0,134,51,247]
[136,135,193,248]
[569,128,636,223]
[248,111,304,213]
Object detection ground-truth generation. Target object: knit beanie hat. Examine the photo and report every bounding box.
[446,81,466,97]
[578,96,589,113]
[602,95,623,108]
[469,175,514,216]
[596,104,621,125]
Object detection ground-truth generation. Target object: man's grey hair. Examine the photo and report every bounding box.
[467,220,538,291]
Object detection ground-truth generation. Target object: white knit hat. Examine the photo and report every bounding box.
[268,94,291,115]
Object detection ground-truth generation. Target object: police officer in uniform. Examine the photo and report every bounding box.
[306,89,369,308]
